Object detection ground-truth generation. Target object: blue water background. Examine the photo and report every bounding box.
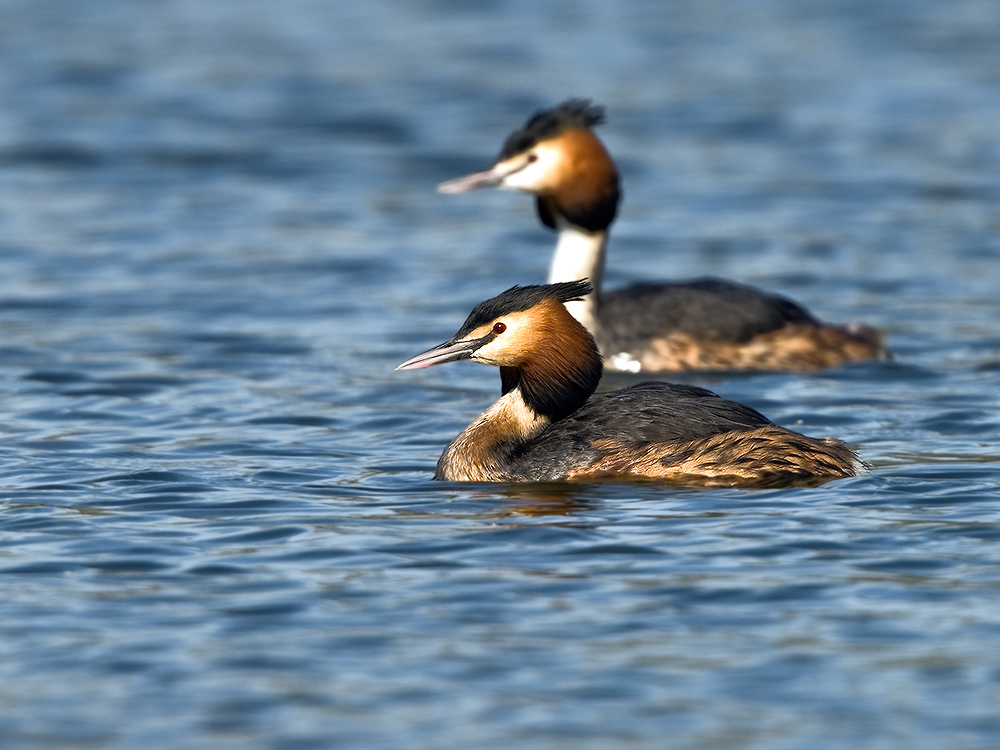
[1,0,1000,748]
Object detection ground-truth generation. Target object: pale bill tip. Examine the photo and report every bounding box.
[437,170,501,194]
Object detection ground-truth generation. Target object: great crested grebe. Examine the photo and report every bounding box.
[397,280,861,484]
[439,99,887,373]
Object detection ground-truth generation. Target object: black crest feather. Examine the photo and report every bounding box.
[455,281,593,338]
[498,99,606,160]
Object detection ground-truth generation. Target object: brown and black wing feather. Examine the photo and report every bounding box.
[595,279,885,371]
[596,278,817,352]
[503,382,774,480]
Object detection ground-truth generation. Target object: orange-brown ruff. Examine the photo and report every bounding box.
[397,281,862,485]
[438,100,887,373]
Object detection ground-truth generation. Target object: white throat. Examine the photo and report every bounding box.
[546,219,608,333]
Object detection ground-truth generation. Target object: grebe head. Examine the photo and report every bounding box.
[397,280,596,370]
[438,99,620,233]
[397,280,603,421]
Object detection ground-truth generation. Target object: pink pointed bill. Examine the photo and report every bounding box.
[396,338,480,370]
[436,168,506,194]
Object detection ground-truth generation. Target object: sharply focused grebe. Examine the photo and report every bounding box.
[397,280,861,484]
[439,100,887,373]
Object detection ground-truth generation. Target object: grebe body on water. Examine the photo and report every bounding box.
[439,100,887,373]
[397,281,862,484]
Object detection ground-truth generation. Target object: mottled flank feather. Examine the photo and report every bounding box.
[570,427,861,487]
[497,382,859,483]
[597,279,887,371]
[616,323,886,372]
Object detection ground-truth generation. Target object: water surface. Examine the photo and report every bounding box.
[1,1,1000,748]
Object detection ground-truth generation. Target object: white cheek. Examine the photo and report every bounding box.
[501,166,542,192]
[470,325,525,366]
[500,147,562,192]
[471,347,503,366]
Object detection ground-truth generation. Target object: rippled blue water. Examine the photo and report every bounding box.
[2,0,1000,748]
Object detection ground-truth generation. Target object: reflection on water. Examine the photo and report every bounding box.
[1,0,1000,748]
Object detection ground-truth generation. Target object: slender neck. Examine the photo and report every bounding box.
[546,218,608,333]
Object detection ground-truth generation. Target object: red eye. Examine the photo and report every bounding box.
[492,322,506,334]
